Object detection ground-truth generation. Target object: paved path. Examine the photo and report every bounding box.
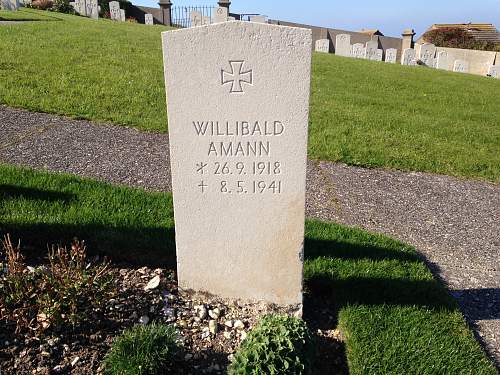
[1,105,499,367]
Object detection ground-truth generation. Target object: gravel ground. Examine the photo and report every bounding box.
[1,105,499,367]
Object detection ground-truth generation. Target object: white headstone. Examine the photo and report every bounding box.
[74,0,86,15]
[375,49,383,61]
[201,15,211,25]
[488,65,499,78]
[335,34,351,57]
[401,48,417,65]
[351,43,365,59]
[385,48,397,63]
[190,11,202,27]
[1,0,19,10]
[145,13,153,25]
[436,51,451,70]
[213,6,228,23]
[87,0,98,19]
[249,15,267,23]
[161,21,312,308]
[69,1,75,9]
[315,39,330,53]
[365,40,379,60]
[120,8,125,22]
[109,1,120,21]
[418,43,436,67]
[453,59,469,73]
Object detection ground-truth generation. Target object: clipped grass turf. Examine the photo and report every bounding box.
[0,10,499,182]
[0,164,496,374]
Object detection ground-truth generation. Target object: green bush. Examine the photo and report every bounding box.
[423,27,499,52]
[228,314,315,375]
[104,323,178,375]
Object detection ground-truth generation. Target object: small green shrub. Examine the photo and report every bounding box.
[104,323,178,375]
[228,314,315,375]
[51,0,75,14]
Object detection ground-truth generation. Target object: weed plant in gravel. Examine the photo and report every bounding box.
[0,234,115,333]
[228,314,315,375]
[103,323,178,375]
[0,10,499,181]
[0,164,496,374]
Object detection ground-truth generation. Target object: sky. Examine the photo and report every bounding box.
[138,0,500,38]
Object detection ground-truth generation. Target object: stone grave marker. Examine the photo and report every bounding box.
[213,6,228,23]
[74,0,86,15]
[109,1,120,21]
[375,49,383,61]
[335,34,351,57]
[418,43,436,67]
[436,51,451,70]
[87,0,98,19]
[227,16,236,21]
[315,39,330,53]
[1,0,18,10]
[1,0,19,10]
[145,13,153,25]
[69,1,75,9]
[488,65,499,78]
[385,48,397,63]
[249,15,267,23]
[351,43,365,59]
[401,48,417,65]
[161,21,312,307]
[365,40,379,60]
[120,8,125,22]
[453,59,469,73]
[190,10,202,27]
[201,15,211,25]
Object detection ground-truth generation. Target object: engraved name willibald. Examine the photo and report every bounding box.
[193,120,285,195]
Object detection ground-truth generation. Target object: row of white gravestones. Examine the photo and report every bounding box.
[144,13,153,25]
[161,21,311,307]
[109,1,125,21]
[316,36,398,64]
[72,0,98,19]
[0,0,19,11]
[190,8,234,27]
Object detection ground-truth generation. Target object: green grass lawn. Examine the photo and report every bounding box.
[0,164,496,374]
[0,9,499,182]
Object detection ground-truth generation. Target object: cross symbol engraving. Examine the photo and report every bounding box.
[221,60,253,94]
[198,181,208,193]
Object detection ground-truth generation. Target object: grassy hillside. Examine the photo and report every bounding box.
[0,164,496,374]
[0,9,499,181]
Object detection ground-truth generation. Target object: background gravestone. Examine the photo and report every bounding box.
[119,8,125,22]
[190,10,201,27]
[249,15,267,23]
[364,40,379,60]
[436,51,451,70]
[401,48,417,65]
[201,15,211,25]
[351,43,365,59]
[162,21,312,307]
[335,34,351,57]
[418,43,436,67]
[213,6,228,23]
[315,39,330,53]
[488,65,499,78]
[1,0,19,10]
[109,1,120,21]
[453,59,469,73]
[375,49,383,61]
[87,0,98,19]
[385,48,397,63]
[74,0,85,15]
[145,13,153,25]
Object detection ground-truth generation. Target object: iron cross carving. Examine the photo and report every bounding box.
[221,60,253,94]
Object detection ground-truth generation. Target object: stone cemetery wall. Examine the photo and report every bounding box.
[162,21,312,307]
